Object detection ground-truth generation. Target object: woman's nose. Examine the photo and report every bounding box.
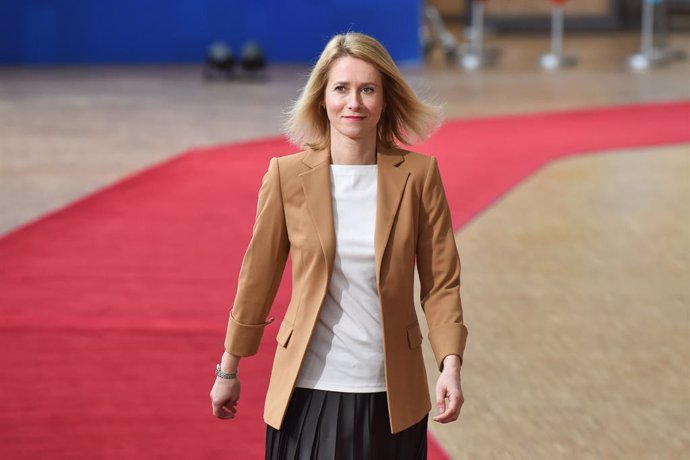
[347,90,361,109]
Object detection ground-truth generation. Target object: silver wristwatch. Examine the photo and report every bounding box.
[216,364,239,379]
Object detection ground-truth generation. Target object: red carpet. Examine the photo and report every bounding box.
[0,101,688,459]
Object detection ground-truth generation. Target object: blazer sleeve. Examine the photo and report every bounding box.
[416,156,468,371]
[224,157,290,357]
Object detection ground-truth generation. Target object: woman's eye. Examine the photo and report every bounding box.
[362,87,374,94]
[334,86,345,92]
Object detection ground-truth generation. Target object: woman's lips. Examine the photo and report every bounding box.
[343,116,365,120]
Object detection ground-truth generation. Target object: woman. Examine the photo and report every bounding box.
[210,32,468,459]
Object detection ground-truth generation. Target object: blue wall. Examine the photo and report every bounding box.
[0,0,422,65]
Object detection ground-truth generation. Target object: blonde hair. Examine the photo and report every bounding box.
[284,32,443,150]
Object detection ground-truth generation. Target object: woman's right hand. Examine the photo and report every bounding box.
[210,352,242,420]
[210,375,241,419]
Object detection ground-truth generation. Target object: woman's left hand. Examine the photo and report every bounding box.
[432,355,464,423]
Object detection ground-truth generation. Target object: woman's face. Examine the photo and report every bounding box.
[323,56,384,144]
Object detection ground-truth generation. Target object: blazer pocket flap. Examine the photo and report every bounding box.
[407,321,423,349]
[276,321,294,348]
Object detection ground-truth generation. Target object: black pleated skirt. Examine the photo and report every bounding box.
[265,387,428,460]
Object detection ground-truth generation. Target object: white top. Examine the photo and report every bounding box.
[295,164,386,392]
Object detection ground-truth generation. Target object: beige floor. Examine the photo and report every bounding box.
[419,144,690,459]
[1,32,689,459]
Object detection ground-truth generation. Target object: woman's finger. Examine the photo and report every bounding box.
[433,391,462,423]
[432,399,452,423]
[445,392,460,420]
[435,384,446,415]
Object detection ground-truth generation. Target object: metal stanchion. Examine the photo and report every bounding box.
[539,0,576,69]
[423,4,459,61]
[628,0,686,70]
[458,0,499,70]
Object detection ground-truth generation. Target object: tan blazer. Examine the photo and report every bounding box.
[224,145,468,434]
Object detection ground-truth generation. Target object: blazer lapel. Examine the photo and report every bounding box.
[299,148,336,279]
[299,146,410,290]
[374,148,409,289]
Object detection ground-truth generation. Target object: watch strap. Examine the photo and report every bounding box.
[216,363,239,379]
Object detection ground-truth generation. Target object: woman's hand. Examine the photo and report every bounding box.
[433,355,464,424]
[210,376,241,419]
[210,352,242,420]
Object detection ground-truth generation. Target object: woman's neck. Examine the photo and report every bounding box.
[329,132,377,165]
